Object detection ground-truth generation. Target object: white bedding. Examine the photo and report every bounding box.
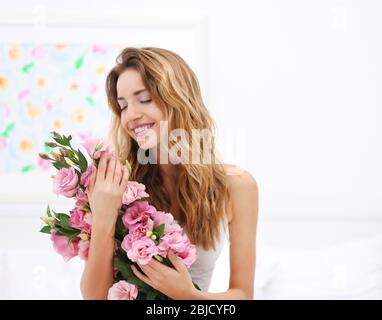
[1,212,382,299]
[255,234,382,299]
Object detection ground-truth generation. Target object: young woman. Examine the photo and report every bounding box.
[80,47,259,300]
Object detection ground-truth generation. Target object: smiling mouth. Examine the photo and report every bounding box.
[133,123,155,139]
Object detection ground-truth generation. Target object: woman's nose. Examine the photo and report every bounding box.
[123,103,142,122]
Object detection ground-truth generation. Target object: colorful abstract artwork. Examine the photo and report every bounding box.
[0,43,126,174]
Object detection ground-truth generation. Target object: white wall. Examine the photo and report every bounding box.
[1,0,381,218]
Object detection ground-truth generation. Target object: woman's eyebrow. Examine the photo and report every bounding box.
[117,89,148,100]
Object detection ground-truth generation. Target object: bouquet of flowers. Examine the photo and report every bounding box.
[39,131,198,300]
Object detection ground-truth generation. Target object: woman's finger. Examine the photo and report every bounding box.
[105,156,116,183]
[88,167,97,194]
[167,250,187,273]
[138,263,157,279]
[114,160,122,185]
[131,265,155,288]
[119,166,130,191]
[97,154,107,181]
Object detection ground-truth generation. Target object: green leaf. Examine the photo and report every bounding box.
[115,248,129,264]
[68,231,81,240]
[52,161,70,170]
[62,135,72,146]
[46,205,52,217]
[77,148,88,172]
[115,260,151,291]
[51,134,66,146]
[115,214,126,240]
[40,225,52,234]
[55,228,80,238]
[154,224,165,239]
[146,290,159,300]
[74,169,82,183]
[56,213,71,228]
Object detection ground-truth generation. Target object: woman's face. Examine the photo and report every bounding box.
[117,68,165,149]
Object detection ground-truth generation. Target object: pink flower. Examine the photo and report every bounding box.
[123,237,158,265]
[157,231,186,255]
[122,201,156,231]
[75,189,88,209]
[50,229,79,262]
[152,210,173,227]
[80,164,95,189]
[69,207,84,229]
[121,219,154,252]
[94,143,116,160]
[108,281,138,300]
[134,218,154,237]
[157,231,197,268]
[176,242,197,268]
[78,240,90,260]
[81,137,115,159]
[83,212,92,227]
[120,234,136,253]
[69,207,92,234]
[81,138,99,158]
[152,210,182,234]
[53,167,79,198]
[122,181,149,205]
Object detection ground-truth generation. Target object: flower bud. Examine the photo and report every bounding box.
[146,230,153,237]
[78,233,89,241]
[40,216,55,227]
[59,148,70,157]
[45,142,57,148]
[38,153,50,160]
[64,157,76,166]
[52,152,64,162]
[154,255,163,262]
[94,139,104,152]
[151,234,157,240]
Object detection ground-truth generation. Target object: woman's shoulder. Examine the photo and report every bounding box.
[222,164,257,185]
[222,164,258,223]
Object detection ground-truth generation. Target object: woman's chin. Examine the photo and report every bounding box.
[136,136,157,150]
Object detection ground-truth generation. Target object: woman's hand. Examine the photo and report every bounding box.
[131,250,200,300]
[87,154,130,229]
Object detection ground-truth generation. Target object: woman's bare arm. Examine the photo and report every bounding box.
[80,222,115,300]
[80,154,130,299]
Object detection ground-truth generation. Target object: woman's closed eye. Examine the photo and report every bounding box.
[119,99,152,112]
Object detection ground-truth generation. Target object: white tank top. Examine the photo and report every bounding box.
[185,164,243,292]
[187,219,229,292]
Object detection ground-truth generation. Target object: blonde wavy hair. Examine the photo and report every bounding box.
[106,47,230,250]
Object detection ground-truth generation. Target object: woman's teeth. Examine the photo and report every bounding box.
[134,123,154,136]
